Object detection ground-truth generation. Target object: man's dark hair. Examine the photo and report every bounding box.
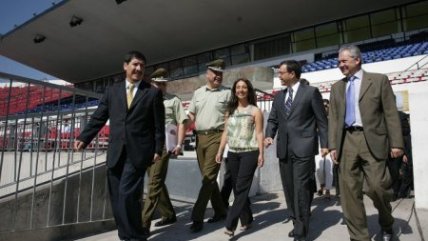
[300,78,310,86]
[279,60,301,79]
[124,50,146,64]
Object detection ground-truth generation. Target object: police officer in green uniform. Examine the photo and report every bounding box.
[188,59,231,233]
[142,68,188,234]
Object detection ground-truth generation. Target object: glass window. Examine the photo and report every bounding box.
[254,35,291,60]
[231,53,250,65]
[231,44,247,55]
[170,59,183,78]
[371,9,401,37]
[315,22,341,48]
[293,28,316,52]
[231,44,250,65]
[197,52,212,73]
[214,48,231,66]
[404,1,428,31]
[183,56,198,76]
[344,15,371,43]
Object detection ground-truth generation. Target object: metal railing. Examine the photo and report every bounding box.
[0,72,114,238]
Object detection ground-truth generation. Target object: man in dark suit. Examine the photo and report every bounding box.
[265,60,328,241]
[328,45,404,241]
[74,51,165,241]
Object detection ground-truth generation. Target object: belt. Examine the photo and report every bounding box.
[345,126,364,132]
[196,129,223,135]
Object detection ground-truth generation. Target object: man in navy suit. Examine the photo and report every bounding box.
[75,51,165,241]
[265,60,328,241]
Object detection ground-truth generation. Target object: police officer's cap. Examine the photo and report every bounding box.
[206,59,225,73]
[150,68,169,82]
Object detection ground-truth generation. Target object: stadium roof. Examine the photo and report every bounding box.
[0,0,415,83]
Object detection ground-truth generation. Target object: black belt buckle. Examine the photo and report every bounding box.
[345,126,363,132]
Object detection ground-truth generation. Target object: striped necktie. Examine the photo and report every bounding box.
[285,88,293,116]
[127,83,135,109]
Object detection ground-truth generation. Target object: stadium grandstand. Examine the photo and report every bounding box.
[1,0,428,240]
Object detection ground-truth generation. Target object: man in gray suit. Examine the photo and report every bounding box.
[265,60,328,241]
[328,45,404,241]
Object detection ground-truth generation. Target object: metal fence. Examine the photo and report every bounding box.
[0,72,115,239]
[0,72,276,240]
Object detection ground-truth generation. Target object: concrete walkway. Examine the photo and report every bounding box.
[74,191,423,241]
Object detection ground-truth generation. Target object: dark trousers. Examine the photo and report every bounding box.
[339,130,393,241]
[221,158,250,224]
[225,150,258,230]
[221,159,233,208]
[388,156,402,198]
[108,152,147,241]
[333,163,340,196]
[279,154,314,240]
[192,133,227,222]
[142,149,175,227]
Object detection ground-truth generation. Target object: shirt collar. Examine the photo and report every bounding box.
[287,80,300,93]
[351,69,363,81]
[126,79,142,89]
[205,85,224,92]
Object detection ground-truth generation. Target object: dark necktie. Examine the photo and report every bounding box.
[285,88,293,116]
[345,76,356,127]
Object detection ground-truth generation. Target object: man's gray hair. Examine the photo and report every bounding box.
[339,45,363,65]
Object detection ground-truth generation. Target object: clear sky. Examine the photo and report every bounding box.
[0,0,64,80]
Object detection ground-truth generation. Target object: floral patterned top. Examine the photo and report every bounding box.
[227,105,258,153]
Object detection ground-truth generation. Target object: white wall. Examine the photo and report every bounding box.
[392,81,428,210]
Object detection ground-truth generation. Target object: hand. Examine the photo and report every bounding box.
[330,150,338,164]
[74,140,86,151]
[402,154,408,164]
[258,154,264,167]
[264,137,273,148]
[390,148,403,158]
[172,145,182,156]
[320,148,329,157]
[153,153,161,162]
[215,153,223,164]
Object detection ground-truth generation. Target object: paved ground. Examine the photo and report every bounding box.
[73,190,424,241]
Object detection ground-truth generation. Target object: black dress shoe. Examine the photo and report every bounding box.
[154,216,177,227]
[206,214,226,223]
[190,221,203,233]
[142,227,150,236]
[382,229,393,241]
[294,238,307,241]
[288,229,295,237]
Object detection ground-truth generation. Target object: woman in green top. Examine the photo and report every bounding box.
[215,78,265,237]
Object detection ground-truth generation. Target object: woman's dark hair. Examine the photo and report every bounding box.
[227,78,257,116]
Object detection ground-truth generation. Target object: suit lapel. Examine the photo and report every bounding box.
[276,90,288,119]
[119,81,128,111]
[337,78,347,119]
[129,81,148,111]
[359,71,372,101]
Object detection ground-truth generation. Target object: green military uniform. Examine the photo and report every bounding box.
[188,59,231,223]
[142,68,188,229]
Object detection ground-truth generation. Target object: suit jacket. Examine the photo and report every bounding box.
[328,71,404,160]
[78,80,165,169]
[265,82,328,159]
